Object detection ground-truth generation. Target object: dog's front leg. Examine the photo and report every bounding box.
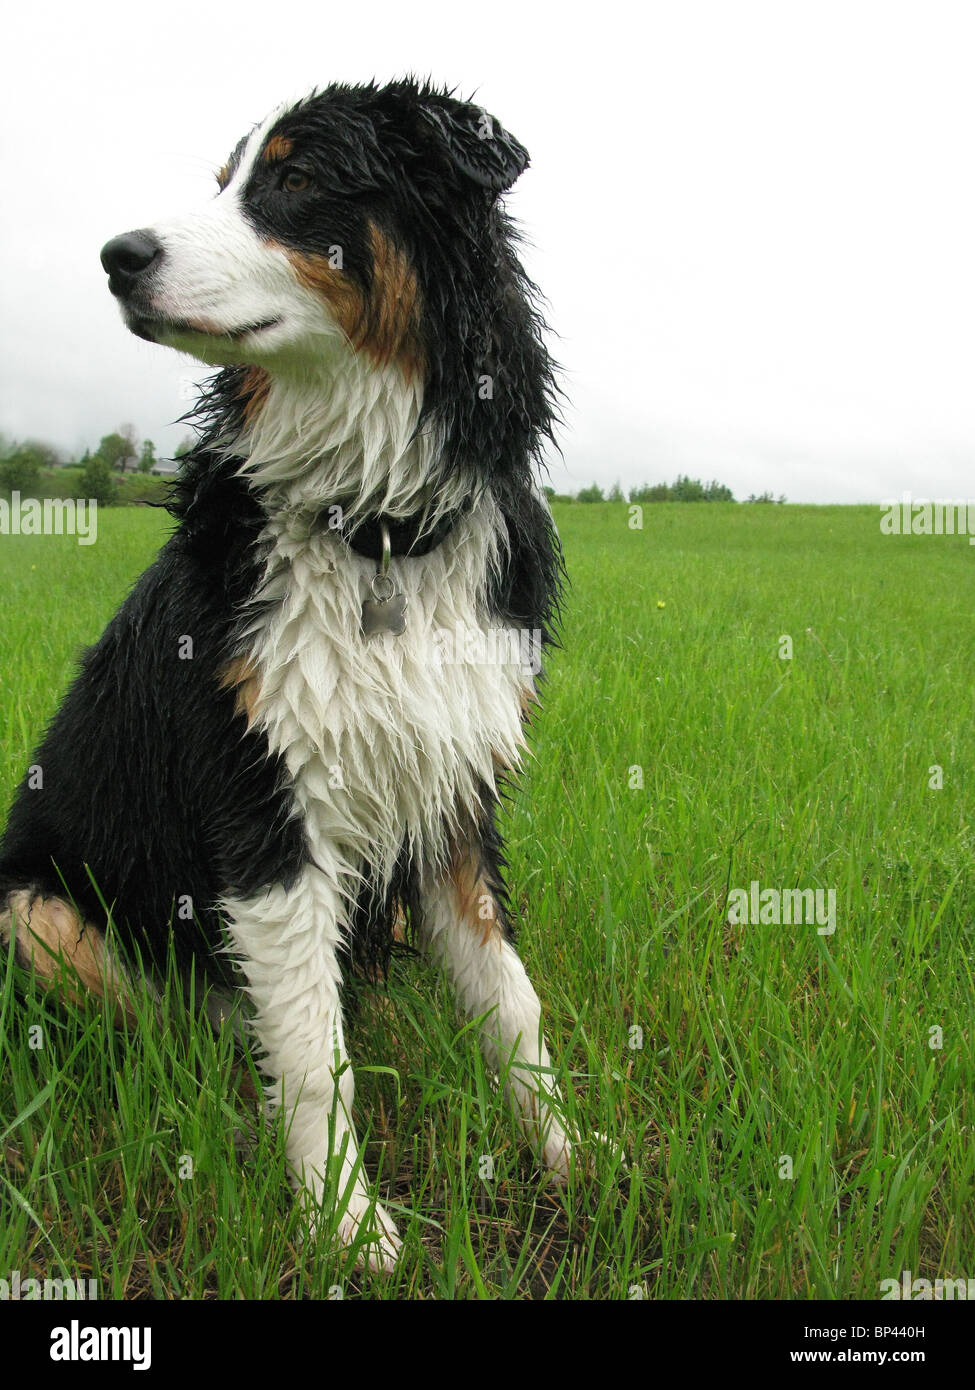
[419,847,573,1179]
[223,863,400,1272]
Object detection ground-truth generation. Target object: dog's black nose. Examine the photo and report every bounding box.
[100,230,163,293]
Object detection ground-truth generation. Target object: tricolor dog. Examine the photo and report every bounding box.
[0,80,572,1271]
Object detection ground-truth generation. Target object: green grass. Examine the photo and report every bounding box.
[0,502,972,1299]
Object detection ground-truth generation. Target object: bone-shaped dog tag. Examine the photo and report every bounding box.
[361,584,407,637]
[361,566,407,637]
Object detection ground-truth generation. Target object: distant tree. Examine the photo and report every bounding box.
[542,484,555,500]
[80,454,118,506]
[95,432,135,474]
[0,448,42,494]
[704,479,735,502]
[576,482,605,503]
[138,439,157,474]
[607,481,625,503]
[746,491,776,503]
[671,473,706,502]
[630,481,671,502]
[173,436,194,458]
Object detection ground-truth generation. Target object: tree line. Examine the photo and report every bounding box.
[544,475,786,504]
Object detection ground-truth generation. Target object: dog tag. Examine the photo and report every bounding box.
[362,574,407,637]
[360,519,407,638]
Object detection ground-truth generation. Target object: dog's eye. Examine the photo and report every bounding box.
[281,168,312,193]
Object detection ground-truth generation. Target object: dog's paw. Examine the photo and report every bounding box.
[336,1196,402,1275]
[542,1128,627,1182]
[296,1173,403,1275]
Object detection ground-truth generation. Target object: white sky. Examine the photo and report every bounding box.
[1,0,973,502]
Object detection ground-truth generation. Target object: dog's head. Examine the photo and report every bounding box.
[102,80,559,524]
[100,81,529,385]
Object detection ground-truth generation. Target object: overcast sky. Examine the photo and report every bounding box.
[1,0,973,502]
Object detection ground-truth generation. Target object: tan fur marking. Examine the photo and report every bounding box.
[237,365,271,425]
[520,684,539,719]
[216,164,231,190]
[276,221,424,378]
[263,135,293,162]
[1,891,137,1024]
[218,654,263,726]
[451,855,501,948]
[282,243,369,347]
[364,221,424,378]
[392,902,407,944]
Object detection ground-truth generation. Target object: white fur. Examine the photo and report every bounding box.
[243,490,528,876]
[235,358,471,532]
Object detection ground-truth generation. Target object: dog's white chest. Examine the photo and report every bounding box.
[243,496,532,880]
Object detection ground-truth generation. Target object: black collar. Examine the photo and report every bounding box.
[337,502,471,562]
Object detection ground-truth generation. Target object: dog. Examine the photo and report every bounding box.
[0,79,571,1272]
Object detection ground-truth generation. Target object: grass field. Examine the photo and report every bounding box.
[1,501,972,1299]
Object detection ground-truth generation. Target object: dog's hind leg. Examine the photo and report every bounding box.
[222,862,401,1273]
[1,888,139,1025]
[418,847,574,1180]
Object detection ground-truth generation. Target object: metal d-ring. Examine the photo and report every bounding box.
[372,520,394,600]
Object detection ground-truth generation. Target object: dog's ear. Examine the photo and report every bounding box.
[416,95,529,195]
